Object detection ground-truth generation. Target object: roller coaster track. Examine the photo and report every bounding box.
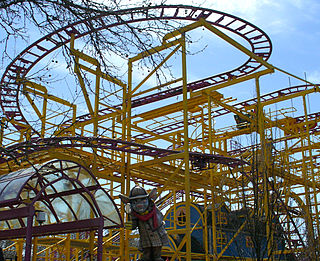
[0,136,246,167]
[133,84,320,141]
[0,5,272,132]
[209,84,319,118]
[1,5,318,259]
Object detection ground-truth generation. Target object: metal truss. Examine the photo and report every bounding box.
[0,4,319,261]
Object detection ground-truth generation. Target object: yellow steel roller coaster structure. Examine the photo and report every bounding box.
[0,4,319,261]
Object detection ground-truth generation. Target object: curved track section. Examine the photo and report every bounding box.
[0,136,246,168]
[1,4,272,132]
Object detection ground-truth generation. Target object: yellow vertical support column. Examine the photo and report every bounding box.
[300,136,315,255]
[126,59,133,261]
[181,33,191,261]
[89,231,95,261]
[173,189,177,235]
[120,58,133,261]
[204,190,209,261]
[92,61,100,195]
[283,139,291,239]
[71,34,94,117]
[66,234,71,261]
[303,95,320,238]
[32,237,38,261]
[119,83,126,261]
[41,92,48,138]
[80,249,83,261]
[71,104,77,135]
[93,65,101,137]
[16,239,23,261]
[45,249,49,261]
[75,233,79,261]
[255,76,273,260]
[300,95,316,257]
[102,245,107,261]
[208,95,217,260]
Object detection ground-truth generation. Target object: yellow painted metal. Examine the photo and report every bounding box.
[217,211,253,260]
[65,235,71,261]
[303,95,320,238]
[208,95,218,260]
[74,54,94,116]
[255,76,274,259]
[135,91,222,123]
[89,230,95,260]
[32,237,38,261]
[21,81,76,137]
[16,239,23,261]
[132,77,183,98]
[129,38,181,63]
[129,152,185,169]
[181,33,192,261]
[2,16,320,261]
[191,69,274,98]
[131,44,181,95]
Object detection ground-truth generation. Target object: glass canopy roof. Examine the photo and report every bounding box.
[0,159,122,231]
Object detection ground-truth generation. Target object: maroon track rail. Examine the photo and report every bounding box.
[133,84,320,141]
[1,4,272,132]
[0,136,246,168]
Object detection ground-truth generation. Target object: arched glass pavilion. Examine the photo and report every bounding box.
[0,159,122,260]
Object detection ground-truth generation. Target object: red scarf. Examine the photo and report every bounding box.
[132,205,159,229]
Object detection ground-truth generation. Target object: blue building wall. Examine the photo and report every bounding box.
[164,202,288,260]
